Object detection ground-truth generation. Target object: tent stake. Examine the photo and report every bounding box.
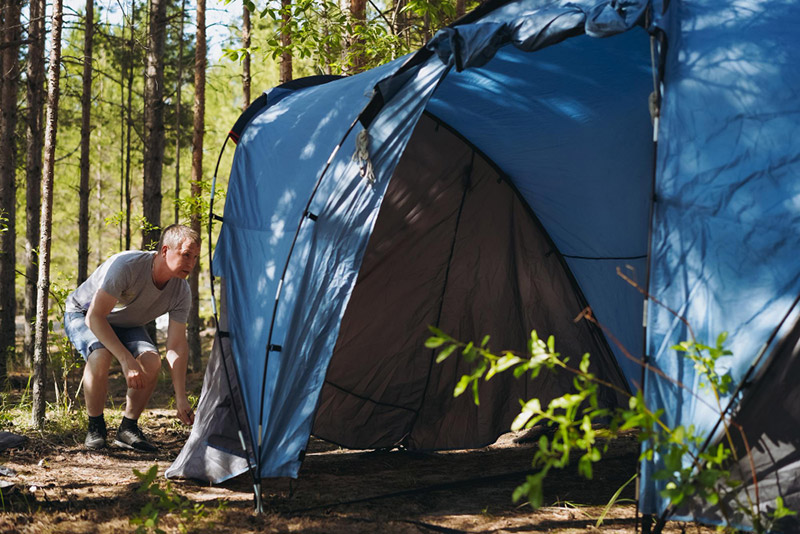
[254,482,263,514]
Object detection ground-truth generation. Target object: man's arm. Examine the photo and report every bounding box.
[166,319,194,425]
[85,288,146,389]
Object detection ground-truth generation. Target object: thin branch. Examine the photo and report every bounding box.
[0,39,32,50]
[616,266,697,342]
[366,0,395,33]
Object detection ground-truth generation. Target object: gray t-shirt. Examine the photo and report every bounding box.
[65,250,191,327]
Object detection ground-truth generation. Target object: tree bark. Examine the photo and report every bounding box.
[242,4,251,109]
[348,0,366,73]
[23,0,46,369]
[174,0,186,224]
[279,0,292,83]
[78,0,94,285]
[456,0,466,18]
[118,29,124,251]
[33,0,63,429]
[142,0,168,250]
[0,0,23,382]
[187,0,206,370]
[124,0,135,250]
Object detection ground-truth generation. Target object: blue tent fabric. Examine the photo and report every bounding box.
[168,0,800,528]
[640,0,800,519]
[213,57,449,476]
[428,0,647,71]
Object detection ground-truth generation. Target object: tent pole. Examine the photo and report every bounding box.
[639,8,668,531]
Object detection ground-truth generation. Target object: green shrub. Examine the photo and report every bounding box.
[428,327,795,532]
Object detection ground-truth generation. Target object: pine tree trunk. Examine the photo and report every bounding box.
[23,0,46,369]
[77,0,94,285]
[118,36,124,250]
[124,1,135,250]
[348,0,366,73]
[279,0,292,83]
[142,0,167,250]
[187,0,206,370]
[242,5,251,109]
[174,0,185,224]
[0,0,23,382]
[33,0,63,429]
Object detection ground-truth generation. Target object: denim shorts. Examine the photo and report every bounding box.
[63,312,157,360]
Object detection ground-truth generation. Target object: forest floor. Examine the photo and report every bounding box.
[0,329,713,534]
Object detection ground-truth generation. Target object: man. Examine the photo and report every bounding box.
[64,224,200,451]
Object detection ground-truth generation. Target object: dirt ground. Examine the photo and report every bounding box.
[0,347,714,534]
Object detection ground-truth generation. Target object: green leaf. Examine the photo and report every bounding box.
[511,399,540,431]
[428,325,447,337]
[495,354,522,373]
[578,454,593,479]
[579,353,591,374]
[772,496,797,519]
[425,336,445,348]
[454,375,472,398]
[434,344,457,363]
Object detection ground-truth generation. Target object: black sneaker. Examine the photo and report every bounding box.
[114,424,158,452]
[85,417,107,450]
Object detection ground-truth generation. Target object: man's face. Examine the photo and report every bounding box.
[163,239,200,279]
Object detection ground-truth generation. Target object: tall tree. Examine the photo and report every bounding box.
[0,0,23,382]
[118,22,125,251]
[242,3,251,109]
[279,0,292,83]
[174,0,186,224]
[142,0,168,250]
[23,0,47,368]
[124,0,136,250]
[33,0,64,428]
[187,0,206,369]
[78,0,95,284]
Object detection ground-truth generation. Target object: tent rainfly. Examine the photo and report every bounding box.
[166,0,800,530]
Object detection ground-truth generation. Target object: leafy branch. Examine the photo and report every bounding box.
[427,325,795,531]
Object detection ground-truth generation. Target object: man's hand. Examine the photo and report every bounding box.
[175,394,195,425]
[121,356,146,390]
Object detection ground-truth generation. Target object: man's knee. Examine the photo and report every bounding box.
[86,348,113,374]
[138,351,162,380]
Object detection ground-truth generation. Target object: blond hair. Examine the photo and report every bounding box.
[157,224,201,251]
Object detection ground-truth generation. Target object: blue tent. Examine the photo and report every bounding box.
[167,0,800,528]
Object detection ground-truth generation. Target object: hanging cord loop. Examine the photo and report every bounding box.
[352,129,376,187]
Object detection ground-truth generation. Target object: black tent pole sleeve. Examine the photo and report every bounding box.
[641,16,666,534]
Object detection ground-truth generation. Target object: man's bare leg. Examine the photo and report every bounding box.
[83,349,113,448]
[115,351,161,452]
[83,349,113,417]
[123,351,161,420]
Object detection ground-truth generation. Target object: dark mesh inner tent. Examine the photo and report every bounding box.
[313,113,629,450]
